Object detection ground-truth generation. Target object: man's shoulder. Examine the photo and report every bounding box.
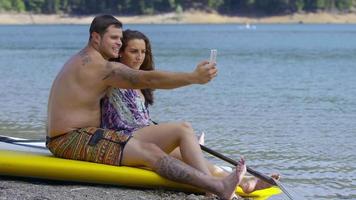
[62,48,107,84]
[77,48,106,69]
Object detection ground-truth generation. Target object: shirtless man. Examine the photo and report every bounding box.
[46,15,246,199]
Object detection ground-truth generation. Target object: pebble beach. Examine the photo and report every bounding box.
[0,176,217,200]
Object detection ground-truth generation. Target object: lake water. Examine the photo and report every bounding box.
[0,24,355,199]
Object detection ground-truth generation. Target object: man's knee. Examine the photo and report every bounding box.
[123,139,166,167]
[140,142,166,164]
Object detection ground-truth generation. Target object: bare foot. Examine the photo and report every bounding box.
[219,157,246,200]
[240,173,280,194]
[198,132,205,145]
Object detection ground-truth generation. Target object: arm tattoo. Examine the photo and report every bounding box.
[102,62,140,86]
[155,155,200,183]
[79,49,91,66]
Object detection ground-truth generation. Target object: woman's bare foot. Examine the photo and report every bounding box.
[218,157,246,200]
[240,173,280,194]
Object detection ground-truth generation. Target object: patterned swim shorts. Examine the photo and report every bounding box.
[46,127,132,166]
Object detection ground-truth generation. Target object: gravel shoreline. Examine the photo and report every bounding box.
[0,176,226,200]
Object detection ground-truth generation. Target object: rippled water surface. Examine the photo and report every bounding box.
[0,24,355,199]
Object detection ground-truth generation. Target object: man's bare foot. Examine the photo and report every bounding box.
[240,173,280,194]
[218,157,246,200]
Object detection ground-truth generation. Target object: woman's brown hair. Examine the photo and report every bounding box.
[117,29,155,106]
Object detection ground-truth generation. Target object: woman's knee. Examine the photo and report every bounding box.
[176,121,195,137]
[181,121,193,130]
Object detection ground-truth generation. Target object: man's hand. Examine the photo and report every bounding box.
[192,61,218,84]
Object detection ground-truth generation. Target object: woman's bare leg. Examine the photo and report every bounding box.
[121,137,247,199]
[143,126,280,193]
[132,122,211,176]
[171,139,280,193]
[169,131,230,178]
[169,131,204,159]
[132,123,278,193]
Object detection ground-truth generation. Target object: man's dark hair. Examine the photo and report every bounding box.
[89,15,122,39]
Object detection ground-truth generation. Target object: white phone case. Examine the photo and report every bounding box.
[210,49,217,63]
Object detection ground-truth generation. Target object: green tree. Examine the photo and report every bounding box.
[295,0,304,12]
[316,0,325,9]
[303,0,318,11]
[335,0,353,11]
[2,0,356,15]
[254,0,290,14]
[42,0,61,13]
[207,0,224,10]
[153,0,175,13]
[25,0,46,13]
[11,0,26,12]
[59,0,70,13]
[0,0,13,11]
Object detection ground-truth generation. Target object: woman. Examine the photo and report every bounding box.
[101,29,278,194]
[101,30,154,135]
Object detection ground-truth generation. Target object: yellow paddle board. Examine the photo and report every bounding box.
[0,137,281,199]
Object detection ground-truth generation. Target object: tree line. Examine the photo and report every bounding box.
[1,0,355,15]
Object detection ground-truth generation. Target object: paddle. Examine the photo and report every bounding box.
[0,136,43,143]
[200,144,295,200]
[0,135,48,150]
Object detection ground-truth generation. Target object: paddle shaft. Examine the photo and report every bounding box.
[0,136,43,143]
[200,144,277,186]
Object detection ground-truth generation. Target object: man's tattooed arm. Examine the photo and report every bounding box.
[102,61,198,89]
[102,61,141,88]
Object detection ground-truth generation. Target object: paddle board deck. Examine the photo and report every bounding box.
[0,135,281,199]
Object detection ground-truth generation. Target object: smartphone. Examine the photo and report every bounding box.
[209,49,217,63]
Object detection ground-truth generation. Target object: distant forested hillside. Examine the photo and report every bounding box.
[1,0,355,15]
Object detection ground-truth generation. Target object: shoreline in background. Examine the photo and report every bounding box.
[1,11,356,25]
